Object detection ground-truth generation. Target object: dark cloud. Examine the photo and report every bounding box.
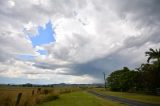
[33,62,63,70]
[71,49,140,78]
[108,0,160,49]
[33,47,143,80]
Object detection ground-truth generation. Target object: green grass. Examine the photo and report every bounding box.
[39,91,127,106]
[93,88,160,105]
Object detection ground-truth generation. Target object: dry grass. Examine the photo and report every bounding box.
[0,87,54,106]
[0,86,80,106]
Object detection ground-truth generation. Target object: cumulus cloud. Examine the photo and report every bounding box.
[0,0,160,84]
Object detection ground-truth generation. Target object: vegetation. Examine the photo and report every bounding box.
[145,48,160,88]
[0,86,80,106]
[39,91,127,106]
[145,48,160,65]
[107,67,138,91]
[107,48,160,94]
[0,86,127,106]
[93,88,160,104]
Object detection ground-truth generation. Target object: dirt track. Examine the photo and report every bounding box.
[88,91,160,106]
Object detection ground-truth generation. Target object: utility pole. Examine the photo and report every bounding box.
[103,72,106,89]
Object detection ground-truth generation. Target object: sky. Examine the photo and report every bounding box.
[0,0,160,84]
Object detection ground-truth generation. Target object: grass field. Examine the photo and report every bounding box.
[39,91,127,106]
[0,86,80,106]
[1,86,160,106]
[0,86,38,106]
[93,88,160,105]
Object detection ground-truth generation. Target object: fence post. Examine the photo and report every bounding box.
[15,93,22,106]
[37,88,41,94]
[32,90,34,96]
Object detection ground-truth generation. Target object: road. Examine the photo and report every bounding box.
[88,91,160,106]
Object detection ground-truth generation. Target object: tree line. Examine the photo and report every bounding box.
[107,48,160,94]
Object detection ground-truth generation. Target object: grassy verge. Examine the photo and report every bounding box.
[93,88,160,105]
[39,91,127,106]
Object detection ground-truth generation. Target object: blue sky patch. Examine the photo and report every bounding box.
[30,21,55,47]
[37,50,48,55]
[20,21,55,60]
[30,21,55,55]
[17,54,35,61]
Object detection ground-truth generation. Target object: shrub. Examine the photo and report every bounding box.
[43,93,59,102]
[35,92,59,104]
[41,89,53,95]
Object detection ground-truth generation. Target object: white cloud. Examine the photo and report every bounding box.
[8,0,15,8]
[24,21,38,36]
[67,74,100,84]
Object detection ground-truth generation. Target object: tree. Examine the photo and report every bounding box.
[145,48,160,66]
[145,48,160,88]
[136,63,158,90]
[107,69,124,91]
[107,67,138,91]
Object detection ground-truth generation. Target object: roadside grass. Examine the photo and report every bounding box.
[93,88,160,105]
[39,91,127,106]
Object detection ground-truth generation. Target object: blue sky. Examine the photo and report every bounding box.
[30,21,56,47]
[18,21,55,60]
[17,54,35,60]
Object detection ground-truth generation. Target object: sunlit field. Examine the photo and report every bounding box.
[0,86,80,106]
[1,86,160,106]
[39,91,127,106]
[0,86,126,106]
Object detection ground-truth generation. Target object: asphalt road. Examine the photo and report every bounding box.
[88,91,160,106]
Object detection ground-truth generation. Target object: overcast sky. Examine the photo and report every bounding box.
[0,0,160,84]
